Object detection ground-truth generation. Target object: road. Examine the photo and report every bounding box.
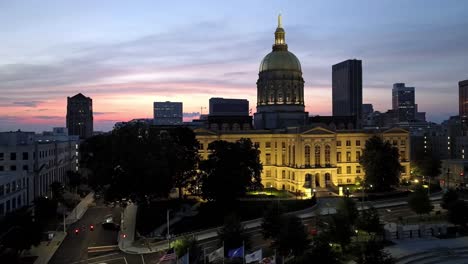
[49,201,122,264]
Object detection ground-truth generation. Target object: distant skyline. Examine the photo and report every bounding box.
[1,0,467,132]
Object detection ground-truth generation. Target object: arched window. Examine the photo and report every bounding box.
[304,145,311,166]
[325,145,331,165]
[315,145,321,167]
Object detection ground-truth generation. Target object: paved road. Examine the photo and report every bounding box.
[50,201,122,264]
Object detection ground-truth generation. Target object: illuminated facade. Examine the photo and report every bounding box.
[196,127,410,197]
[194,16,410,196]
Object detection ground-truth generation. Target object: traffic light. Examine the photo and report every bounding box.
[75,228,79,235]
[90,224,94,231]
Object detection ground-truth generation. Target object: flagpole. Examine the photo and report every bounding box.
[242,241,245,264]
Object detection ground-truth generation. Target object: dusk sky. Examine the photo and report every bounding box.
[1,0,467,132]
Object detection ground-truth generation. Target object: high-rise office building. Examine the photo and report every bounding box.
[392,83,416,122]
[209,98,249,116]
[459,80,468,132]
[153,101,183,125]
[66,93,93,139]
[332,59,362,128]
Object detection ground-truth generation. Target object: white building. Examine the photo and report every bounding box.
[0,130,79,216]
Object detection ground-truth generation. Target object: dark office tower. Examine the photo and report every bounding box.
[332,59,362,128]
[392,83,416,122]
[459,79,468,130]
[66,93,93,139]
[209,98,249,116]
[153,101,183,125]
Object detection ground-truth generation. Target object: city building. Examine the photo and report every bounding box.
[195,16,410,197]
[392,83,416,123]
[209,98,249,116]
[66,93,93,139]
[153,101,183,125]
[0,131,79,216]
[459,79,468,132]
[253,15,308,129]
[332,59,363,128]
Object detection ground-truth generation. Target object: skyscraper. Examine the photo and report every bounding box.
[332,59,362,128]
[392,83,416,122]
[153,101,183,125]
[209,98,249,116]
[66,93,93,139]
[459,79,468,131]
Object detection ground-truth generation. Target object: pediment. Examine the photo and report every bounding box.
[302,126,336,135]
[194,128,218,135]
[382,127,409,134]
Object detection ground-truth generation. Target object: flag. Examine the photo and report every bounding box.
[177,252,189,264]
[208,246,224,262]
[260,255,275,264]
[245,249,262,263]
[160,248,176,262]
[228,245,244,258]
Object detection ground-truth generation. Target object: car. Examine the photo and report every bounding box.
[102,222,120,231]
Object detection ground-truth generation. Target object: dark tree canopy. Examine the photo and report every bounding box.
[296,234,341,264]
[357,207,384,235]
[355,239,395,264]
[217,213,249,253]
[336,197,359,226]
[447,200,468,227]
[80,124,199,201]
[413,156,441,179]
[261,202,285,240]
[198,138,262,203]
[408,187,433,215]
[272,215,310,257]
[328,213,354,251]
[360,136,402,191]
[441,189,459,209]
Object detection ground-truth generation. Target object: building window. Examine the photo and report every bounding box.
[346,166,351,174]
[356,151,361,162]
[347,178,352,183]
[346,152,351,162]
[0,166,4,171]
[266,170,271,177]
[12,198,16,209]
[292,145,296,165]
[10,165,17,171]
[337,152,341,162]
[325,145,331,165]
[401,140,406,145]
[0,153,3,161]
[282,171,286,179]
[292,173,295,181]
[0,185,4,196]
[356,140,361,146]
[254,142,260,148]
[10,153,16,160]
[198,143,204,150]
[23,165,28,171]
[392,140,398,146]
[281,151,286,165]
[265,153,271,165]
[337,179,343,184]
[356,166,361,173]
[6,183,11,194]
[0,203,4,216]
[402,166,406,174]
[18,196,21,207]
[304,146,311,166]
[346,140,351,146]
[282,142,286,150]
[336,141,341,146]
[337,167,342,174]
[22,152,29,160]
[314,145,320,167]
[265,142,271,148]
[400,151,406,161]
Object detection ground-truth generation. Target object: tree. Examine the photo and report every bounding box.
[356,207,384,236]
[199,138,262,203]
[414,156,441,179]
[408,187,433,216]
[354,239,395,264]
[171,236,201,263]
[336,197,359,226]
[328,214,354,251]
[272,215,310,257]
[447,200,468,227]
[441,189,459,209]
[50,181,64,201]
[66,171,81,193]
[0,208,42,260]
[261,202,285,240]
[80,124,200,201]
[217,214,249,254]
[293,233,341,264]
[360,136,402,191]
[34,196,58,225]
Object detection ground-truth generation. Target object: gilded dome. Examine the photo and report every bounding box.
[259,50,302,72]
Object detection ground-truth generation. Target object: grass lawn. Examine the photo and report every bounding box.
[246,188,295,198]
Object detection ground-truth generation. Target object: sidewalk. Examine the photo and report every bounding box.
[22,192,95,264]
